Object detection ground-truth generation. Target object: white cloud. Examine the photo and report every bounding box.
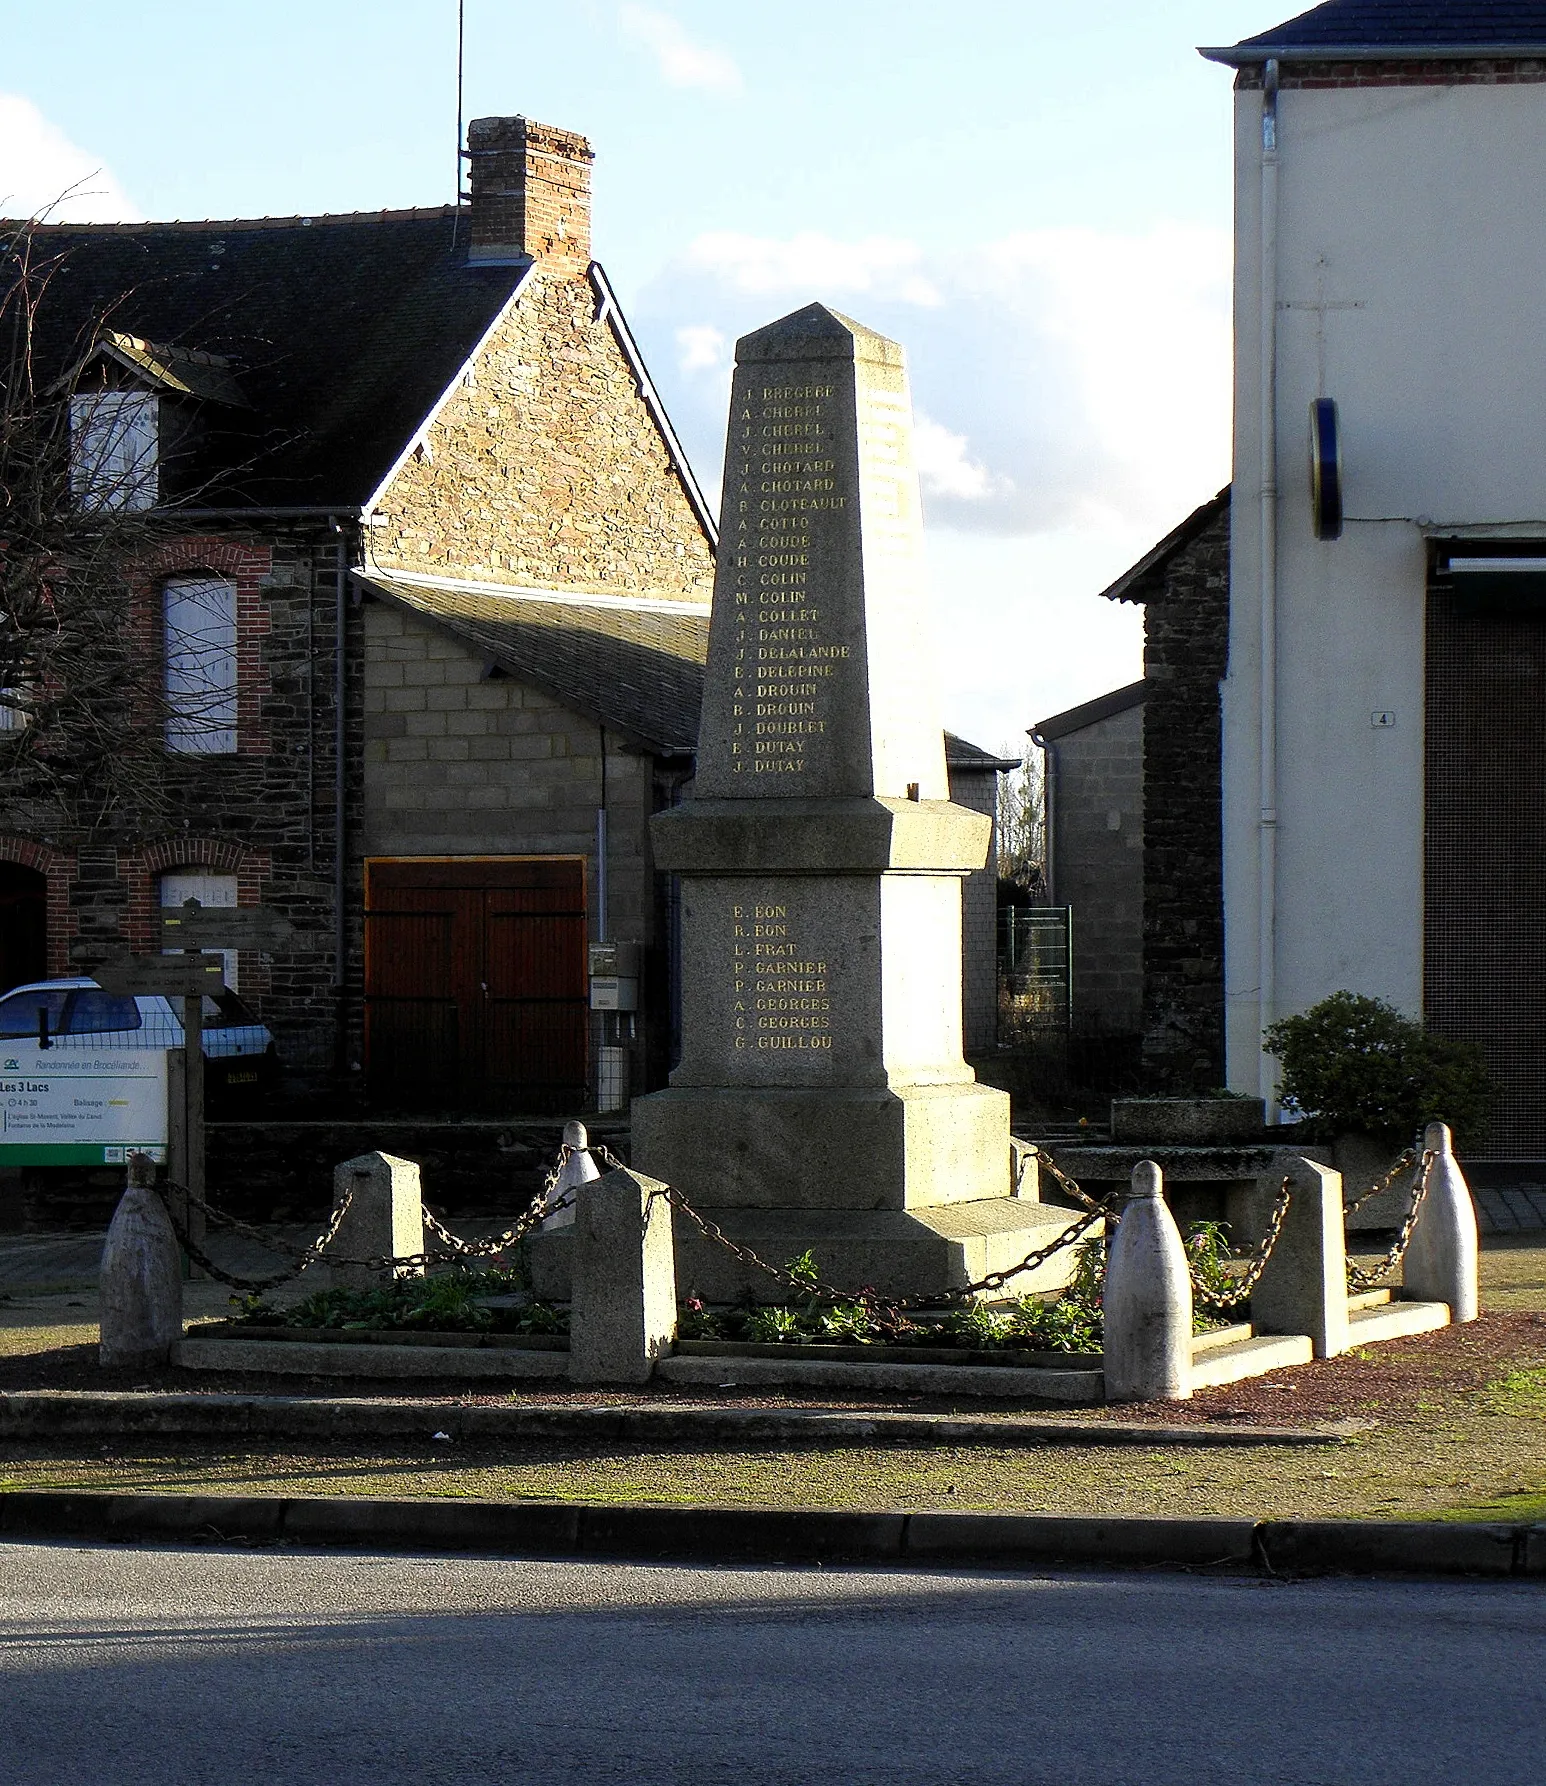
[631,220,1229,737]
[619,5,743,96]
[0,94,142,222]
[682,231,941,307]
[675,322,727,374]
[914,413,999,502]
[637,220,1231,542]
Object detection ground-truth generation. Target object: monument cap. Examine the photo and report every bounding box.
[736,302,905,368]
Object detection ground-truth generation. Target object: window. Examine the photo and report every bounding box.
[0,689,28,734]
[161,870,238,991]
[69,390,158,512]
[164,578,237,754]
[0,988,68,1039]
[61,991,142,1035]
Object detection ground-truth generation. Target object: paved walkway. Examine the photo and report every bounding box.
[2,1542,1543,1785]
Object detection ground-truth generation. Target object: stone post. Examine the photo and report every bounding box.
[541,1119,601,1231]
[325,1152,425,1290]
[1104,1160,1193,1402]
[1404,1122,1480,1323]
[568,1167,677,1385]
[1250,1158,1350,1358]
[99,1152,183,1368]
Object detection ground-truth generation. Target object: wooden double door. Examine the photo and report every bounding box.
[364,858,587,1111]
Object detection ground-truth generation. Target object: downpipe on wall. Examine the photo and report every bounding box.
[1257,58,1281,1110]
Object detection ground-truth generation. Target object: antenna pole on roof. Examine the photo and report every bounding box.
[451,0,466,252]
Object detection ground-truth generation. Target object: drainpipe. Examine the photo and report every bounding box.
[331,522,350,1074]
[1257,58,1281,1109]
[595,725,609,946]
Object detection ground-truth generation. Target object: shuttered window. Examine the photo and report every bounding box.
[164,576,237,754]
[69,390,158,512]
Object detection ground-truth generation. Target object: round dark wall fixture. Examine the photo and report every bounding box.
[1310,397,1343,541]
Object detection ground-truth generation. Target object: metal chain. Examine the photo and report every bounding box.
[1343,1146,1419,1218]
[1190,1176,1294,1312]
[152,1144,577,1292]
[152,1187,354,1294]
[1347,1149,1436,1293]
[648,1175,1109,1309]
[1024,1145,1112,1218]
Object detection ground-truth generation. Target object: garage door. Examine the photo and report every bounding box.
[364,858,587,1112]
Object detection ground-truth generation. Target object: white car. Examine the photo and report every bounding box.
[0,977,279,1104]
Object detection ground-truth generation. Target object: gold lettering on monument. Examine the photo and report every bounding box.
[727,382,850,776]
[728,902,833,1051]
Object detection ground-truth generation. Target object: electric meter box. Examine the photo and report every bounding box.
[588,941,641,1012]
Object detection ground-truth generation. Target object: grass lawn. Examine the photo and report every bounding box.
[1,1235,1544,1523]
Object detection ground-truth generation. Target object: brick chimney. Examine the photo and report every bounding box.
[465,116,593,267]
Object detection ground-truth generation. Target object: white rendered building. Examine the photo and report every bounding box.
[1204,2,1546,1156]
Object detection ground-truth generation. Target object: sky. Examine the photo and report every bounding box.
[0,0,1291,757]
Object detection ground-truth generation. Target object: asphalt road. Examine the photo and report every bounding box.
[1,1540,1542,1785]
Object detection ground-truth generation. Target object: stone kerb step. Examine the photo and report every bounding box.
[1346,1300,1450,1345]
[1190,1333,1316,1390]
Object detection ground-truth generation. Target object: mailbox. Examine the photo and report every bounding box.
[589,941,640,1012]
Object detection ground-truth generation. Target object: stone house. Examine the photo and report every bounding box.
[1,115,715,1112]
[2,114,1006,1112]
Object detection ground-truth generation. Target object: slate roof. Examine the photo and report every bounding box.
[1205,2,1546,61]
[362,573,1008,773]
[3,208,526,506]
[1097,487,1231,607]
[1032,681,1148,744]
[362,575,711,756]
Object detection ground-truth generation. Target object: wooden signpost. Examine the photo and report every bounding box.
[158,899,296,953]
[96,950,229,1276]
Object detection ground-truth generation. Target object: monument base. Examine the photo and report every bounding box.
[527,1195,1096,1305]
[630,1080,1013,1211]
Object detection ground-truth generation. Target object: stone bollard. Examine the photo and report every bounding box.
[1103,1160,1193,1402]
[1250,1158,1350,1358]
[541,1119,601,1231]
[99,1151,183,1368]
[568,1167,677,1385]
[324,1152,425,1289]
[1404,1122,1480,1323]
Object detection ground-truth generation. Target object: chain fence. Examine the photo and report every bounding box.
[1343,1147,1419,1218]
[140,1145,576,1296]
[1189,1176,1294,1313]
[1347,1148,1436,1293]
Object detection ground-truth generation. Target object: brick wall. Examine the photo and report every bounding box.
[1140,503,1230,1090]
[369,266,716,601]
[0,525,352,1078]
[1049,702,1145,1037]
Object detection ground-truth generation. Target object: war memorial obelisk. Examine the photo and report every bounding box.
[632,304,1081,1299]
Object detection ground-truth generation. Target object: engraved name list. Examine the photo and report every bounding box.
[725,382,852,779]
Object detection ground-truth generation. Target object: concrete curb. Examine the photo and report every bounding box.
[0,1489,1539,1579]
[0,1391,1348,1450]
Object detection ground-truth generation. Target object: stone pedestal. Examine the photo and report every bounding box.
[628,305,1075,1301]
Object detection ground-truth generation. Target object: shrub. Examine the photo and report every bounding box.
[1263,990,1493,1150]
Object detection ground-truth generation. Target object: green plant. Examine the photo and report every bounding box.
[744,1306,803,1344]
[1264,990,1494,1150]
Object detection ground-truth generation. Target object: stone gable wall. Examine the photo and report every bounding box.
[1140,504,1230,1090]
[369,267,716,601]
